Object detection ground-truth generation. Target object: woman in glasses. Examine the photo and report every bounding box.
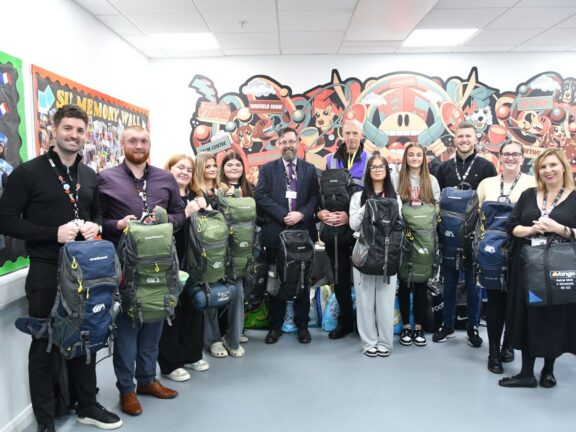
[476,142,534,375]
[349,154,401,357]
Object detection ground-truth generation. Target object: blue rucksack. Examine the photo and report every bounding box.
[15,240,121,363]
[473,201,514,289]
[438,187,479,269]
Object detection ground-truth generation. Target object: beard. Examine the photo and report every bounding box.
[282,148,296,162]
[124,149,149,164]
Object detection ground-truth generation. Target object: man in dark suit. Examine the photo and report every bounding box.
[255,127,319,344]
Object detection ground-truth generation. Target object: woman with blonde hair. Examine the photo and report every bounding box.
[195,152,221,208]
[157,154,210,383]
[500,148,576,388]
[393,142,440,347]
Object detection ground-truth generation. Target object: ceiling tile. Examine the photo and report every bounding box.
[465,28,543,45]
[525,28,576,44]
[341,40,400,47]
[282,48,339,54]
[512,44,572,51]
[281,31,344,48]
[280,10,352,32]
[127,13,208,33]
[222,48,281,56]
[110,0,198,14]
[555,15,576,28]
[515,0,576,6]
[193,0,275,13]
[215,32,279,49]
[346,0,436,41]
[203,12,278,33]
[417,8,508,28]
[488,7,576,29]
[98,15,143,36]
[435,0,518,7]
[74,0,120,15]
[451,45,515,52]
[163,48,223,58]
[278,0,357,11]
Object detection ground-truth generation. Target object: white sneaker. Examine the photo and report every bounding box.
[223,338,245,357]
[185,358,210,371]
[239,333,249,343]
[210,341,229,358]
[162,367,190,382]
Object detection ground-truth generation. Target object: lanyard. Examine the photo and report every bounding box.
[347,151,357,171]
[47,155,81,221]
[126,165,150,215]
[541,187,564,217]
[454,154,477,184]
[499,174,521,201]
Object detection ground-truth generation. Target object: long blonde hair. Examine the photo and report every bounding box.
[164,153,202,196]
[398,142,435,204]
[194,152,221,194]
[534,148,575,192]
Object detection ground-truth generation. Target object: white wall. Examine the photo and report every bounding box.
[148,52,576,165]
[1,1,150,431]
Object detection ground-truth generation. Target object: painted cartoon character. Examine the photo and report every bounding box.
[561,79,576,105]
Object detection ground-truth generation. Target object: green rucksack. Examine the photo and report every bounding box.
[118,207,181,324]
[399,203,438,284]
[217,193,256,279]
[186,209,229,286]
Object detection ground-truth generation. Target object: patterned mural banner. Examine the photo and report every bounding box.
[32,65,149,172]
[0,50,28,276]
[189,68,576,183]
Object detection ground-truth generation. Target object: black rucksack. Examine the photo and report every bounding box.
[276,230,315,301]
[318,168,356,247]
[352,197,403,279]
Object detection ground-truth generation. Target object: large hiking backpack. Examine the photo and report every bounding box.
[318,168,356,248]
[118,207,181,324]
[399,203,438,284]
[352,197,403,277]
[217,193,256,279]
[473,200,514,290]
[276,230,315,301]
[15,240,121,362]
[185,209,229,286]
[438,187,479,269]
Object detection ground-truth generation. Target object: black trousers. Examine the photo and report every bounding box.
[26,261,97,425]
[324,239,354,329]
[266,248,310,331]
[485,289,507,346]
[398,280,428,327]
[158,291,204,374]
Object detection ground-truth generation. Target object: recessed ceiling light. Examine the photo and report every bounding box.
[403,29,479,47]
[150,33,219,51]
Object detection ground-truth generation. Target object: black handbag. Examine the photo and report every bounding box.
[521,235,576,307]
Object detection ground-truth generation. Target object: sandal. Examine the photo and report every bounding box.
[209,341,229,358]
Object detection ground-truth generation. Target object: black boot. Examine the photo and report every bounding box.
[500,343,514,363]
[488,343,503,374]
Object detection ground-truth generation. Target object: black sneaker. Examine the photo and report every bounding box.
[37,424,55,432]
[399,328,413,346]
[467,326,483,348]
[77,403,123,430]
[413,329,427,346]
[432,326,455,343]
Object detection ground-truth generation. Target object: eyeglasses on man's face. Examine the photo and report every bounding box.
[500,152,522,159]
[279,140,298,146]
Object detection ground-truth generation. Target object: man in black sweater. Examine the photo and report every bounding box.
[0,105,122,432]
[433,122,497,348]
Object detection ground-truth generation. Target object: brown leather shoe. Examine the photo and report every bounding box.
[136,379,178,399]
[120,392,143,416]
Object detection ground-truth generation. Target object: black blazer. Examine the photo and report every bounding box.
[255,157,319,249]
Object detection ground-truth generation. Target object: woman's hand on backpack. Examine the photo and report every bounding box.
[58,222,79,244]
[80,221,100,240]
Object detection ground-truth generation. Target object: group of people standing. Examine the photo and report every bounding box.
[1,104,575,432]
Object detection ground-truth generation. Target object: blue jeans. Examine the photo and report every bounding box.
[441,263,480,329]
[113,313,164,394]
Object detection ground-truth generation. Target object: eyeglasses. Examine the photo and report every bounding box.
[279,140,298,146]
[370,165,386,171]
[500,152,522,159]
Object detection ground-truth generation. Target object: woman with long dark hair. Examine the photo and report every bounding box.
[349,154,400,357]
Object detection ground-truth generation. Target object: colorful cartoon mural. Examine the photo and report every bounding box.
[189,68,576,181]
